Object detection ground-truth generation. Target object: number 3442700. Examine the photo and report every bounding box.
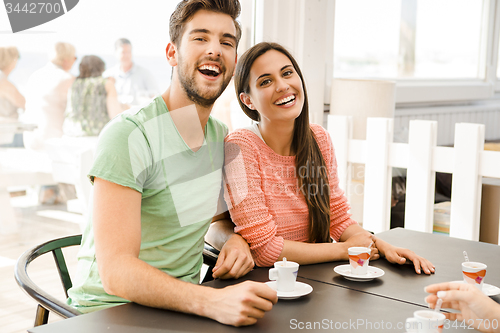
[5,2,62,14]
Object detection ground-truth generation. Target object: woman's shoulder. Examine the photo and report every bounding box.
[310,123,330,145]
[225,128,264,156]
[226,128,262,145]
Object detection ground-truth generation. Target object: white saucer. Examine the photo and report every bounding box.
[334,264,385,282]
[450,281,500,297]
[265,281,313,299]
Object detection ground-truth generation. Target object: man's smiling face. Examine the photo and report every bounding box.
[175,9,237,108]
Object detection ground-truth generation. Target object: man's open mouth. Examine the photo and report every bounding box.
[198,64,221,77]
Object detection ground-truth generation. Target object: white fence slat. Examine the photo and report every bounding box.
[327,115,351,193]
[389,143,409,169]
[481,150,500,179]
[362,118,393,233]
[449,123,485,241]
[404,120,437,233]
[432,146,455,174]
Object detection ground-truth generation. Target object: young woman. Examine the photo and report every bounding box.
[223,42,434,274]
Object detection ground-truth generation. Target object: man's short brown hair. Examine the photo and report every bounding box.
[169,0,241,47]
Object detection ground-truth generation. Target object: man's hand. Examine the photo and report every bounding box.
[212,233,254,279]
[205,281,277,326]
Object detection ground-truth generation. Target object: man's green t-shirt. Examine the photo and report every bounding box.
[67,96,228,313]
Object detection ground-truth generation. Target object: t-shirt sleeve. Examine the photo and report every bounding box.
[312,125,357,241]
[89,116,152,193]
[223,132,284,267]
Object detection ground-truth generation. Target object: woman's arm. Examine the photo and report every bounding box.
[278,227,375,264]
[207,215,255,279]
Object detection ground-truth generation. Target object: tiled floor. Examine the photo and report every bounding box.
[0,192,82,333]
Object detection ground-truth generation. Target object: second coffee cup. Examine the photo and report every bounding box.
[269,259,299,292]
[462,261,487,291]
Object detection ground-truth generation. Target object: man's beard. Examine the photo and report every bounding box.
[177,56,232,108]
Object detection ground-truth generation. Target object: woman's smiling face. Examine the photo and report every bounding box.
[240,49,304,125]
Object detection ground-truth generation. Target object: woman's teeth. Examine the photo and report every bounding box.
[275,95,295,106]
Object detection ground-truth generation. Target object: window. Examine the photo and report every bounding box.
[334,0,485,80]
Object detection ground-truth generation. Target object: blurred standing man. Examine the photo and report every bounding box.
[67,0,277,327]
[104,38,159,108]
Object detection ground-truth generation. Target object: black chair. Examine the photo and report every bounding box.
[201,242,220,283]
[14,234,82,327]
[15,234,221,326]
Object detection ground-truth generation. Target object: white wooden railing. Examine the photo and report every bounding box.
[328,115,500,241]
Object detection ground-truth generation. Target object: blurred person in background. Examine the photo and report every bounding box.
[24,42,76,150]
[103,38,159,109]
[0,46,25,147]
[23,42,76,204]
[63,55,121,137]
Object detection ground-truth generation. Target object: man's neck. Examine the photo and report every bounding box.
[120,62,133,73]
[162,85,213,129]
[161,87,213,152]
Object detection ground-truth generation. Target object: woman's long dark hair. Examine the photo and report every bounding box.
[234,42,331,243]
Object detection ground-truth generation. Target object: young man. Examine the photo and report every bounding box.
[67,0,277,327]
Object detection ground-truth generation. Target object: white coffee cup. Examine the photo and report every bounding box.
[462,261,487,291]
[268,259,299,292]
[348,247,371,275]
[406,310,445,333]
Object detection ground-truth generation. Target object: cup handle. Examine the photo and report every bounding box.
[269,268,279,281]
[405,318,419,333]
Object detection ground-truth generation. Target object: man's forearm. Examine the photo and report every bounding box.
[100,255,213,316]
[98,254,276,327]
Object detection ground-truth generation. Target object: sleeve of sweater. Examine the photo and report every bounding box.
[311,124,357,242]
[224,131,284,267]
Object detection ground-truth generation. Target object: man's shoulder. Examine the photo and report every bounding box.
[207,116,229,140]
[101,97,164,135]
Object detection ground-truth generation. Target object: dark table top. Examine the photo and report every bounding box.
[29,269,435,333]
[298,228,500,306]
[29,229,492,333]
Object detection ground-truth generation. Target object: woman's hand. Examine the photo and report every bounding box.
[425,282,500,333]
[374,238,435,274]
[342,232,380,261]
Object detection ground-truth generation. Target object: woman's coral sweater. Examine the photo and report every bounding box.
[224,123,356,267]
